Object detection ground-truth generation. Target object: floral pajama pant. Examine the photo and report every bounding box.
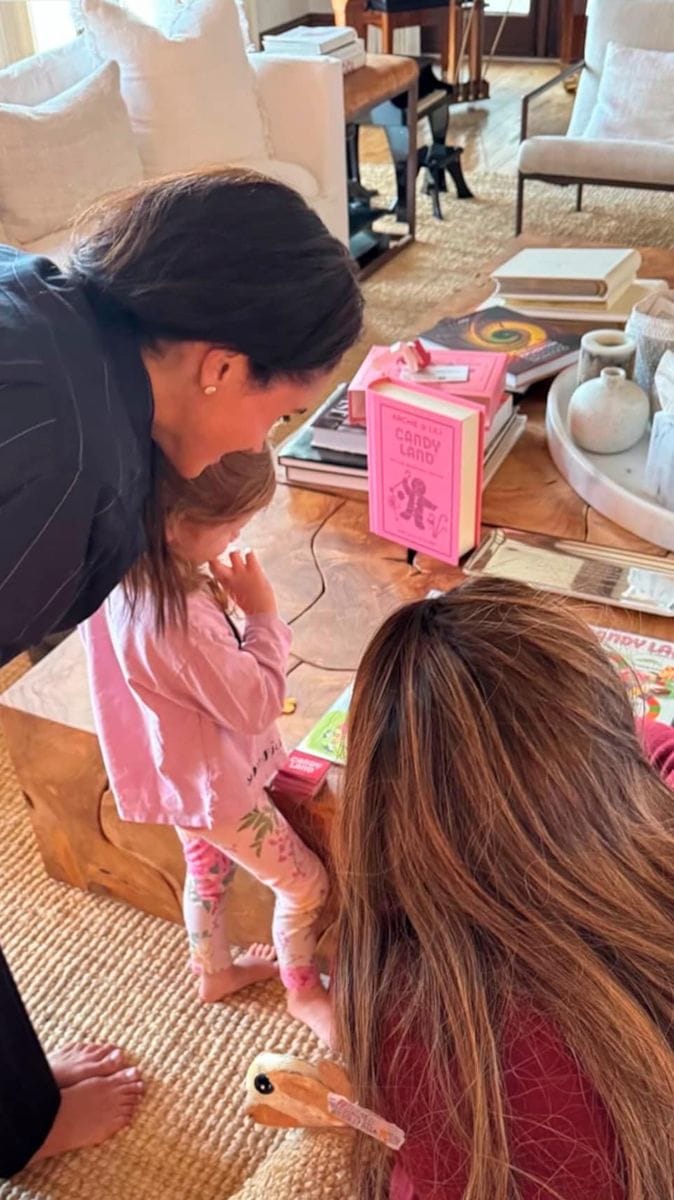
[177,796,328,992]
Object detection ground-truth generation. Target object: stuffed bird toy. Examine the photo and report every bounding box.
[244,1053,405,1150]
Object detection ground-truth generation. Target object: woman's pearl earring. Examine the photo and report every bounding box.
[203,385,217,396]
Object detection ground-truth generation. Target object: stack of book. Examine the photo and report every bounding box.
[276,386,368,492]
[261,25,366,73]
[486,247,667,325]
[276,342,526,523]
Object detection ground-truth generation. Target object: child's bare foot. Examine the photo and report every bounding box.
[48,1043,126,1087]
[29,1070,144,1163]
[287,985,334,1046]
[198,943,278,1002]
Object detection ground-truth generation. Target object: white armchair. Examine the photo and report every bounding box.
[516,0,674,234]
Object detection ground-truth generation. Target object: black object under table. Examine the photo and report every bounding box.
[346,55,474,273]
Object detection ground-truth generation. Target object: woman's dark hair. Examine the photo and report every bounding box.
[69,167,363,384]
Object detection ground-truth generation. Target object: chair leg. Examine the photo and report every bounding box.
[575,182,583,212]
[515,173,525,235]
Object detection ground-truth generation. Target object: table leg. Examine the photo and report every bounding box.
[468,0,486,100]
[332,0,367,37]
[385,128,411,222]
[346,122,360,187]
[447,0,462,84]
[380,11,394,52]
[406,81,417,239]
[559,0,575,65]
[346,122,378,207]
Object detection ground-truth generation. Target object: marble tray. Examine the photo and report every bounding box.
[546,366,674,552]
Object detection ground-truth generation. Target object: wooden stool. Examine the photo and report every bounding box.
[344,53,419,275]
[0,634,334,950]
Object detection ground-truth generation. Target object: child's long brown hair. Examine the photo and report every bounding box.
[333,579,674,1200]
[125,447,275,633]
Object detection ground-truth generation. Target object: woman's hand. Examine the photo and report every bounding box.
[210,551,278,617]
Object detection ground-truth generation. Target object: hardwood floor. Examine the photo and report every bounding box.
[361,59,575,175]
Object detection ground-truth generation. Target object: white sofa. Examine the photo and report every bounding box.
[0,0,348,263]
[516,0,674,234]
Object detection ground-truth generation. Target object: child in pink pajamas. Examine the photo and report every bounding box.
[81,448,331,1043]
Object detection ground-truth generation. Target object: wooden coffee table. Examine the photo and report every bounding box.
[2,240,672,945]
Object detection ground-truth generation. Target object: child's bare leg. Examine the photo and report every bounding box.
[178,831,278,1002]
[180,812,330,1028]
[199,943,278,1003]
[287,983,333,1046]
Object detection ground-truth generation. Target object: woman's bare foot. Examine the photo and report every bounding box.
[29,1070,144,1164]
[48,1044,125,1088]
[199,943,278,1003]
[287,985,334,1046]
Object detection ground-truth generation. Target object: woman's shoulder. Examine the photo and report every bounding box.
[0,248,91,359]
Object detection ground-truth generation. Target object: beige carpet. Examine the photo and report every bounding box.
[0,168,672,1200]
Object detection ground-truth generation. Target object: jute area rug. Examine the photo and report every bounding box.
[0,171,671,1200]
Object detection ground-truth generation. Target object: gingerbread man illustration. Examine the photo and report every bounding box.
[399,475,437,530]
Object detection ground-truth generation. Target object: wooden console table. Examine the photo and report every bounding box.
[344,53,419,275]
[2,239,673,947]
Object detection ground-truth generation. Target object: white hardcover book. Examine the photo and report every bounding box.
[336,47,366,72]
[484,279,668,326]
[324,37,365,59]
[492,248,641,304]
[262,25,357,54]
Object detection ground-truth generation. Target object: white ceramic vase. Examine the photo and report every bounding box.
[568,366,650,454]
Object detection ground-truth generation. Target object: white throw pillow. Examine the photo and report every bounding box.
[0,35,99,107]
[0,60,143,246]
[583,42,674,145]
[81,0,269,178]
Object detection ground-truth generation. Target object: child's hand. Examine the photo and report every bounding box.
[210,551,278,617]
